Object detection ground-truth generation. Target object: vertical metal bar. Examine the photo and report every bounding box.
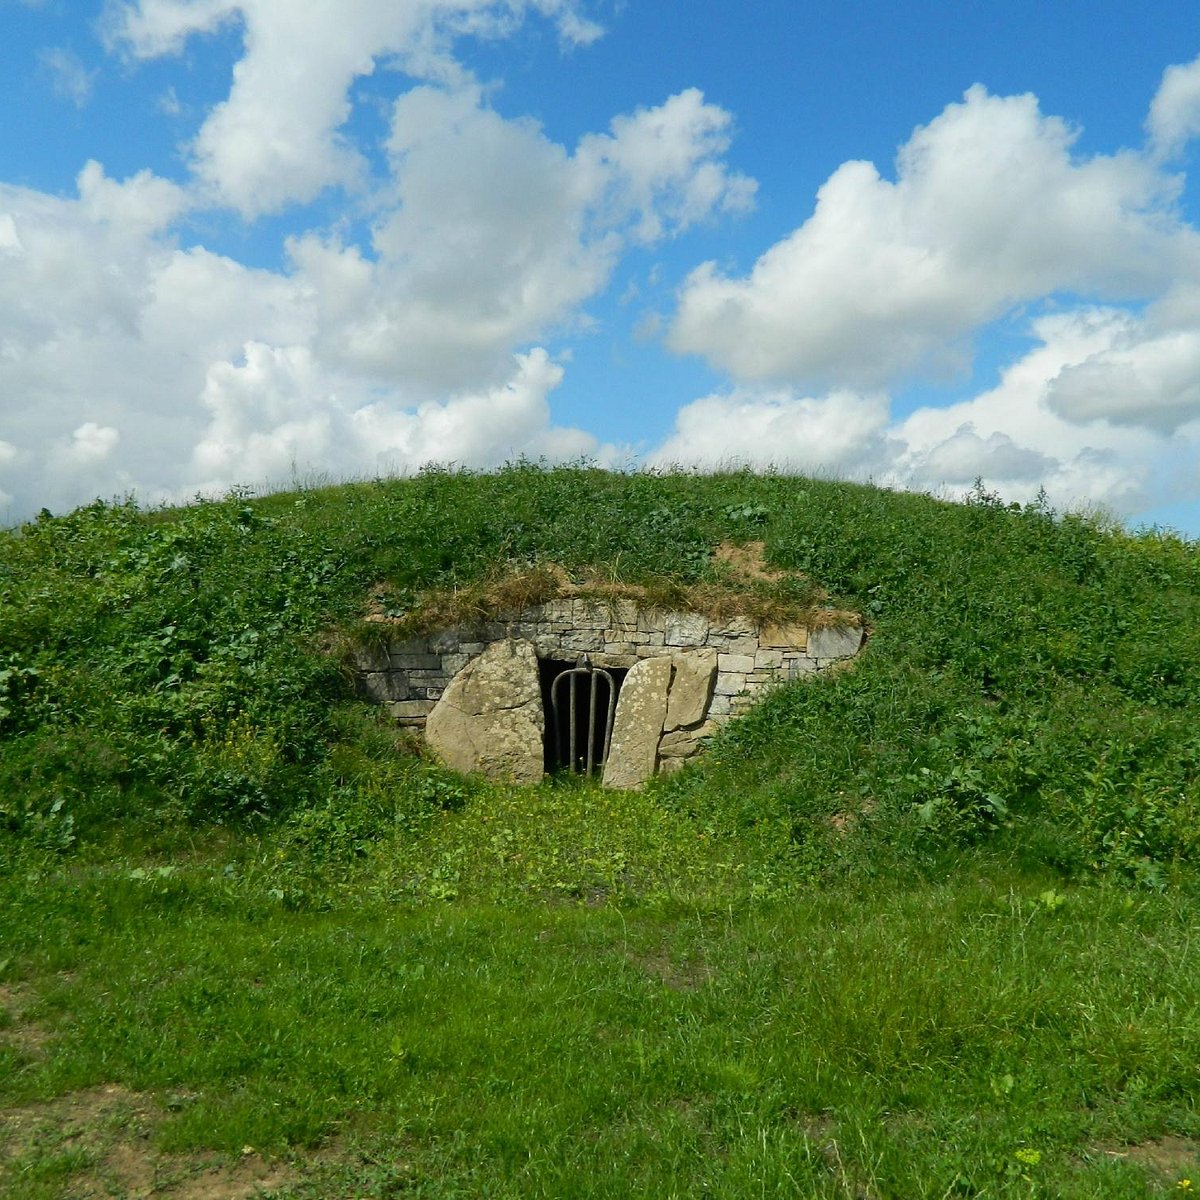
[586,671,599,776]
[600,669,616,765]
[568,670,578,773]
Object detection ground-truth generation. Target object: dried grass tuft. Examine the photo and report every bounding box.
[350,546,860,646]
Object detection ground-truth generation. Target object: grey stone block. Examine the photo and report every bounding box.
[718,653,756,674]
[809,623,863,660]
[713,672,747,696]
[664,612,710,647]
[388,699,436,722]
[786,655,819,679]
[360,671,409,702]
[389,653,442,670]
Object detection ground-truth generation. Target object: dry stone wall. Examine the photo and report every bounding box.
[352,598,864,786]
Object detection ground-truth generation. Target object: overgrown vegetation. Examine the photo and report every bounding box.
[3,466,1200,1196]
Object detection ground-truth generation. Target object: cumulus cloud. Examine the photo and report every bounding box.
[0,143,631,516]
[64,422,120,463]
[1148,52,1200,158]
[105,0,607,216]
[0,0,755,524]
[294,84,753,392]
[1038,285,1200,432]
[651,307,1189,516]
[0,165,311,514]
[669,84,1198,391]
[650,389,892,474]
[189,342,602,495]
[575,88,757,243]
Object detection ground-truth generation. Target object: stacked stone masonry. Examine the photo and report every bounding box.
[353,599,863,787]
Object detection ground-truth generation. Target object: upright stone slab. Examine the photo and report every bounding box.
[603,656,673,789]
[664,649,718,732]
[425,639,544,785]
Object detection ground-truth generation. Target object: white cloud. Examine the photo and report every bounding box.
[1037,285,1200,432]
[102,0,241,57]
[651,307,1188,517]
[1148,52,1200,158]
[350,347,599,470]
[39,46,98,108]
[0,214,21,256]
[0,151,617,516]
[0,166,311,514]
[575,87,756,244]
[76,159,188,235]
[669,85,1198,391]
[1047,329,1200,432]
[61,422,120,464]
[293,85,752,392]
[189,342,600,495]
[650,389,891,474]
[190,342,342,489]
[105,0,607,216]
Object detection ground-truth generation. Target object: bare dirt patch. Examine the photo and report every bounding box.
[1089,1135,1200,1184]
[0,982,51,1060]
[712,540,786,584]
[1,1085,298,1199]
[628,948,712,992]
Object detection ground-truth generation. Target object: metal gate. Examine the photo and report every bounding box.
[549,661,616,777]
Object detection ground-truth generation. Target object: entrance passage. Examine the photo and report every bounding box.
[539,658,625,776]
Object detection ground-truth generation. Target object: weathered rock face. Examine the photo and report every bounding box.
[664,650,717,732]
[603,657,674,789]
[425,639,545,785]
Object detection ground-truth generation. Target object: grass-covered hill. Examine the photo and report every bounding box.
[5,466,1200,1198]
[4,464,1200,884]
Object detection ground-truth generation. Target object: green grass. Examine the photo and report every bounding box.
[4,465,1200,1194]
[3,837,1200,1196]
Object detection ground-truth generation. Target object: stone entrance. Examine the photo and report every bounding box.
[352,596,865,788]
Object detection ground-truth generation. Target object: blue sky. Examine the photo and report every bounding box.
[4,2,1200,533]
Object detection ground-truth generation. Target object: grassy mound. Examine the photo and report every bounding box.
[3,465,1200,888]
[6,467,1200,1196]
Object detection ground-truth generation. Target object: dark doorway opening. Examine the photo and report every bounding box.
[539,658,627,776]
